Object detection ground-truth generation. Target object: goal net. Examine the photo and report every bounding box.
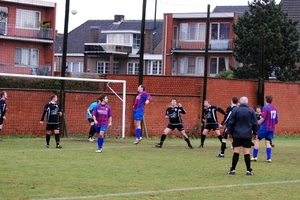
[0,73,126,138]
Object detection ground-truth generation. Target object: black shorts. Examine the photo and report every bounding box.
[46,124,60,131]
[204,123,219,131]
[232,138,252,148]
[0,118,3,125]
[87,118,94,123]
[167,124,184,131]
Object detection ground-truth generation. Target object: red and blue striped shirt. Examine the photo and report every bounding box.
[92,104,112,127]
[133,91,151,111]
[260,104,278,132]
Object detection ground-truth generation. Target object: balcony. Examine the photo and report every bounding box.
[0,24,53,40]
[172,39,233,51]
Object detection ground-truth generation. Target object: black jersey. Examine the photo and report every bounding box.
[40,101,61,124]
[255,112,262,121]
[202,105,226,125]
[221,105,237,126]
[166,105,186,125]
[0,98,7,119]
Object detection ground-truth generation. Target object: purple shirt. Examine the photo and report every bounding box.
[92,104,112,127]
[133,91,151,111]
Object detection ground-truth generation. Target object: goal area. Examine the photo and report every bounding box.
[0,73,126,138]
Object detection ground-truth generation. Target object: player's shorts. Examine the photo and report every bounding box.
[232,138,252,148]
[87,118,94,123]
[133,109,144,121]
[222,127,229,139]
[95,125,108,133]
[46,124,60,131]
[204,123,219,131]
[258,129,274,140]
[167,124,184,131]
[0,117,4,126]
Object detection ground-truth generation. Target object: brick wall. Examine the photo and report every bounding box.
[1,76,298,137]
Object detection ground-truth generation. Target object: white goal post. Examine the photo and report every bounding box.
[0,73,126,138]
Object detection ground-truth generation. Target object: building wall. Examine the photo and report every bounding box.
[1,76,298,138]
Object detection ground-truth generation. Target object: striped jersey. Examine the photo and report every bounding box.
[0,98,7,119]
[133,91,151,111]
[260,104,278,132]
[40,101,61,124]
[92,104,112,127]
[166,105,186,125]
[202,105,226,124]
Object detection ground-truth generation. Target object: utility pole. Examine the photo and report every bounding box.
[257,27,265,107]
[138,0,147,85]
[60,0,70,137]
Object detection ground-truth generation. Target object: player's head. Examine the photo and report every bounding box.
[204,100,210,107]
[231,96,238,104]
[256,105,262,113]
[239,96,248,105]
[0,91,7,99]
[50,94,57,101]
[99,94,108,103]
[171,98,177,106]
[265,95,273,104]
[138,85,145,92]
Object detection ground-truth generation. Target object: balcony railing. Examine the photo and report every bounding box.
[84,43,132,54]
[0,24,53,40]
[172,39,233,51]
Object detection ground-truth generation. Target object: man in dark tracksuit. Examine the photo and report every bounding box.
[226,96,258,175]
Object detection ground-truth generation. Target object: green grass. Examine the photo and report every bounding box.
[0,136,300,200]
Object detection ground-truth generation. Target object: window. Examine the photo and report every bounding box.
[178,57,204,75]
[180,23,205,41]
[133,34,140,49]
[147,60,161,75]
[14,48,39,67]
[107,33,131,45]
[96,61,119,74]
[16,9,40,29]
[210,57,229,76]
[211,23,230,40]
[127,62,139,75]
[0,7,8,35]
[66,62,84,73]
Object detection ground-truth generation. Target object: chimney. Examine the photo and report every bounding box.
[114,15,124,23]
[90,26,100,43]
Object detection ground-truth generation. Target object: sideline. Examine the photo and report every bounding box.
[35,179,300,200]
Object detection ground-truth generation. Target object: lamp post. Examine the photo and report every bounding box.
[138,0,147,85]
[59,0,70,137]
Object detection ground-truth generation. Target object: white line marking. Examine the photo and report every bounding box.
[35,179,300,200]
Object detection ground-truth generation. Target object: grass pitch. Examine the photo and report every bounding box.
[0,135,300,200]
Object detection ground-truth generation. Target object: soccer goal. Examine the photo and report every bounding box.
[0,73,126,138]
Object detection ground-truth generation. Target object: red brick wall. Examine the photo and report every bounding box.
[1,76,298,137]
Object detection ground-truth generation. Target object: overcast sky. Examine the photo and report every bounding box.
[47,0,280,33]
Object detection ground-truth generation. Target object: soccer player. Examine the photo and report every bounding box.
[86,97,100,141]
[217,96,238,158]
[251,95,278,162]
[40,94,62,148]
[199,100,226,148]
[92,94,112,153]
[0,91,8,141]
[132,85,151,145]
[226,96,258,175]
[255,105,274,148]
[155,98,193,149]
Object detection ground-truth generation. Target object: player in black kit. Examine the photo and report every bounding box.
[200,100,226,148]
[155,98,193,149]
[0,91,8,141]
[217,96,238,157]
[40,94,62,148]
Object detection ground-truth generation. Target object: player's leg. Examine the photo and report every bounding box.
[217,128,227,158]
[199,127,209,148]
[179,125,193,149]
[243,139,253,175]
[88,119,95,141]
[228,138,241,175]
[45,124,52,148]
[54,125,61,148]
[155,127,172,148]
[133,110,143,144]
[215,126,223,143]
[94,126,101,152]
[96,125,107,153]
[0,120,3,141]
[265,131,274,162]
[251,130,265,161]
